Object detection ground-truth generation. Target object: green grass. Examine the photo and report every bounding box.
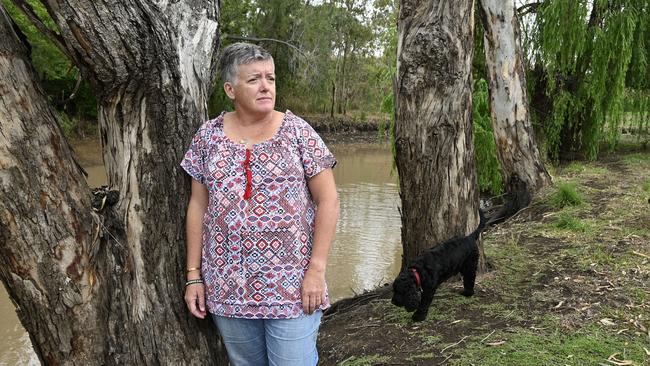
[550,182,584,207]
[380,301,413,325]
[483,234,536,286]
[406,352,435,362]
[563,162,609,175]
[554,212,587,232]
[563,162,586,174]
[476,301,528,322]
[451,326,650,366]
[642,180,650,193]
[624,286,648,304]
[621,152,650,166]
[339,355,391,366]
[421,334,443,346]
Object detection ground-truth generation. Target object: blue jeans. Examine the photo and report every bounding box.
[212,311,322,366]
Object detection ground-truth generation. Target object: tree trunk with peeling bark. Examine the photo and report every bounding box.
[0,2,227,364]
[478,0,551,195]
[395,0,482,266]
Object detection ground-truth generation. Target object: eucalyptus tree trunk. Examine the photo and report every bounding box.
[0,2,226,364]
[395,0,481,266]
[479,0,551,194]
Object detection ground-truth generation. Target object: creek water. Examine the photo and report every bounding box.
[0,137,402,363]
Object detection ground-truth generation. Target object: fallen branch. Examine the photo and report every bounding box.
[345,323,381,331]
[607,352,634,366]
[440,353,453,364]
[632,251,650,260]
[441,336,468,353]
[480,330,496,343]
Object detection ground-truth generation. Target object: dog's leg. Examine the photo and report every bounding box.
[460,254,478,297]
[412,287,437,322]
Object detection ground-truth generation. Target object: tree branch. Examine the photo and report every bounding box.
[517,2,543,17]
[224,35,320,75]
[58,70,83,108]
[9,0,71,60]
[224,35,309,59]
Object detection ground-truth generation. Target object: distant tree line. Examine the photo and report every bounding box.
[3,0,648,189]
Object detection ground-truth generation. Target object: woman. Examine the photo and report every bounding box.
[180,42,339,366]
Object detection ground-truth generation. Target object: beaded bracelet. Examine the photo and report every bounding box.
[185,278,204,287]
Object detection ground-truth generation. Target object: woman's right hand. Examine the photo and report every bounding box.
[185,283,206,319]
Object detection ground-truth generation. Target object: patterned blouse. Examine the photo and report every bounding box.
[180,110,336,319]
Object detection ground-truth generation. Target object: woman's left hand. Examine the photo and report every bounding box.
[301,267,326,314]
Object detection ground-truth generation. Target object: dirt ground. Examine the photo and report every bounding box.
[317,143,650,366]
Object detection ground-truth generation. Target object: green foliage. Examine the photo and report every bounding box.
[3,0,98,134]
[473,79,504,195]
[56,110,75,136]
[550,182,584,208]
[530,0,649,160]
[218,0,391,117]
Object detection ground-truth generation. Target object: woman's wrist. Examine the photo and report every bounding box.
[307,258,327,273]
[186,267,202,281]
[185,278,204,287]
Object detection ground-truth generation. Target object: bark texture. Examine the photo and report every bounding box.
[0,2,226,364]
[479,0,551,194]
[395,0,481,265]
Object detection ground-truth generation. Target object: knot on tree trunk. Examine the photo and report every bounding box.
[91,186,119,211]
[89,187,128,269]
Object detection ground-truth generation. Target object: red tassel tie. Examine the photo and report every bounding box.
[243,149,252,200]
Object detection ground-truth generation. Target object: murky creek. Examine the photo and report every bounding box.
[0,137,402,364]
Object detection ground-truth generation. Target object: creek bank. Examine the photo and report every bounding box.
[317,145,650,365]
[303,114,388,134]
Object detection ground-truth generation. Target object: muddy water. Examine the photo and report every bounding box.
[0,138,402,362]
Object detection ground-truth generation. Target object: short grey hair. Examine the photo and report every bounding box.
[219,42,274,84]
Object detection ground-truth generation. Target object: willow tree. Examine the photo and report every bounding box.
[395,0,480,264]
[0,2,227,364]
[478,0,551,196]
[527,0,649,160]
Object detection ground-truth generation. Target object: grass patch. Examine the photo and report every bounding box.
[621,152,650,166]
[482,237,539,297]
[421,335,443,346]
[563,162,586,174]
[562,162,609,176]
[381,301,414,325]
[476,302,527,322]
[550,182,584,207]
[452,326,650,366]
[554,212,587,232]
[406,352,435,362]
[624,286,648,304]
[642,180,650,193]
[339,355,391,366]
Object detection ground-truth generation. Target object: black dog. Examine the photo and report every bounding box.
[391,211,487,321]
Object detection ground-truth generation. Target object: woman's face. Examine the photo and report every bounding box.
[225,60,276,115]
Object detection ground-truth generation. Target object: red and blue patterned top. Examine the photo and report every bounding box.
[180,111,336,319]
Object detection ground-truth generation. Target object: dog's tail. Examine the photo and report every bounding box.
[470,209,487,240]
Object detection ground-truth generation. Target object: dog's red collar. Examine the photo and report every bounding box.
[410,268,422,290]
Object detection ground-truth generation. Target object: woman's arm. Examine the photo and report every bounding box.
[184,179,209,319]
[302,168,339,314]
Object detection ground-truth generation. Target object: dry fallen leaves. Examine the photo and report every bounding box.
[486,341,506,347]
[600,318,617,326]
[606,353,634,366]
